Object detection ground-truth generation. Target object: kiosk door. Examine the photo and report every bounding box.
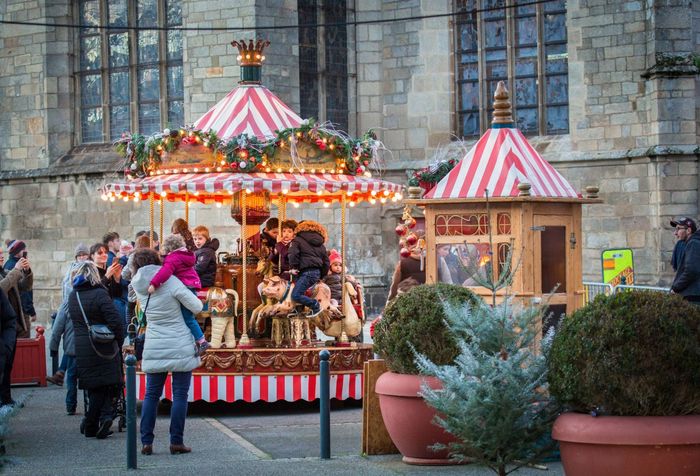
[533,214,574,334]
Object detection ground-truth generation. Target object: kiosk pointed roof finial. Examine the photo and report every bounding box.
[492,81,513,127]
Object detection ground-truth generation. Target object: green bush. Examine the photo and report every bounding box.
[373,283,480,374]
[548,291,700,416]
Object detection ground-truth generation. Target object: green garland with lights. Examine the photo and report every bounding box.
[115,120,381,178]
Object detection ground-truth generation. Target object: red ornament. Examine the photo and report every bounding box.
[230,162,238,169]
[400,247,410,258]
[395,224,407,236]
[363,160,369,166]
[406,233,418,246]
[406,217,417,229]
[315,139,327,151]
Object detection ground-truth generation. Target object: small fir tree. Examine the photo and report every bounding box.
[414,189,560,476]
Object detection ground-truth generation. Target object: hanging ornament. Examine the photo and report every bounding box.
[395,224,407,236]
[406,217,417,229]
[130,163,138,171]
[406,233,418,246]
[400,247,410,258]
[315,138,326,151]
[239,161,248,169]
[163,128,170,136]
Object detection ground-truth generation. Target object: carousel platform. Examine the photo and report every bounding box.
[130,341,373,403]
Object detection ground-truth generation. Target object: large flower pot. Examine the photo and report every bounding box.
[553,412,700,476]
[375,371,460,465]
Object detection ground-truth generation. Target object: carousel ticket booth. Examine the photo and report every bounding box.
[408,82,600,330]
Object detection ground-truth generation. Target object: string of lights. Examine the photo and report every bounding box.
[0,0,559,32]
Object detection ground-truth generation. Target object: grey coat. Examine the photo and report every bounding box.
[50,262,79,356]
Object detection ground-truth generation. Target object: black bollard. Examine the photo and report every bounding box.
[125,354,137,469]
[319,349,330,459]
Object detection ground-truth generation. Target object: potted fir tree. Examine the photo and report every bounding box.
[548,291,700,476]
[373,283,480,464]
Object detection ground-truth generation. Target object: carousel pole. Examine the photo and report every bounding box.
[239,190,251,347]
[159,195,165,244]
[149,193,155,247]
[185,190,190,223]
[339,194,349,344]
[278,194,286,271]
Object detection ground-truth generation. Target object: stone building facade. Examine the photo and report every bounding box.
[1,0,699,321]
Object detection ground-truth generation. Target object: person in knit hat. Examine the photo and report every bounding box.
[3,240,36,326]
[322,250,361,304]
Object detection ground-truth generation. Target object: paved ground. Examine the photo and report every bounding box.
[1,383,564,475]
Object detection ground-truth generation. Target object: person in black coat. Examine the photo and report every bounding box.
[68,261,125,439]
[288,220,330,317]
[0,289,17,386]
[672,227,700,304]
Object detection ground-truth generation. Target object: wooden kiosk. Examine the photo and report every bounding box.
[408,82,600,321]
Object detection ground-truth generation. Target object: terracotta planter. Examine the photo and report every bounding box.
[375,371,460,465]
[553,412,700,476]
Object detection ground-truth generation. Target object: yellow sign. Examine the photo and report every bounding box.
[601,249,634,286]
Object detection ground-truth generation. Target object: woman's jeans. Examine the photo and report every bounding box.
[140,371,192,445]
[64,355,77,412]
[291,269,321,313]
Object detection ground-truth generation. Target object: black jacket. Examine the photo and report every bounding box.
[0,289,17,382]
[97,266,122,300]
[195,238,220,288]
[68,282,125,389]
[288,232,329,277]
[672,231,700,297]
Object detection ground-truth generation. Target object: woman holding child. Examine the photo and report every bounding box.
[130,247,203,456]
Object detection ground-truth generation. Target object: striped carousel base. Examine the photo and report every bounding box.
[135,371,364,403]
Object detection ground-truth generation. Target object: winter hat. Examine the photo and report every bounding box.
[7,240,26,256]
[329,249,342,265]
[74,243,90,258]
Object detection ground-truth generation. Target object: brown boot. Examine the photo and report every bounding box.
[169,444,191,454]
[47,370,65,386]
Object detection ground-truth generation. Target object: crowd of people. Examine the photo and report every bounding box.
[0,215,365,455]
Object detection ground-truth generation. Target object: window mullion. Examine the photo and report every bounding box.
[101,0,110,143]
[129,0,139,134]
[506,0,515,124]
[477,1,486,133]
[536,1,546,135]
[158,0,168,129]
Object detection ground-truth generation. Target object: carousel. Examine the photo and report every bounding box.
[103,40,403,403]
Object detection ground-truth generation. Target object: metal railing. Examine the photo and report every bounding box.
[583,281,670,305]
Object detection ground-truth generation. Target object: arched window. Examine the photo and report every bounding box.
[77,0,183,143]
[455,0,568,137]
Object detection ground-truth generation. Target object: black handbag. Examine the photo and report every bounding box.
[133,295,150,361]
[76,292,119,360]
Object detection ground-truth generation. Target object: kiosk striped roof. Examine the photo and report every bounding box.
[193,85,302,140]
[425,127,578,199]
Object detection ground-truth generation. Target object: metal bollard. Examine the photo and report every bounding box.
[319,349,330,459]
[125,354,137,469]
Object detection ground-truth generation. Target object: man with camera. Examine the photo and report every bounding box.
[3,240,35,329]
[0,241,33,407]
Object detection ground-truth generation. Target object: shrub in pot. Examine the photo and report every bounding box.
[373,283,480,464]
[548,291,700,476]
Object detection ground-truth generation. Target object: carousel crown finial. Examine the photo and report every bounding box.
[231,39,270,66]
[492,80,514,127]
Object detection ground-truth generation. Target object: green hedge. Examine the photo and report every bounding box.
[548,291,700,416]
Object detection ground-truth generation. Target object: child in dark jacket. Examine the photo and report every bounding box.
[288,221,330,317]
[149,234,209,354]
[322,249,361,304]
[192,225,219,288]
[270,219,298,281]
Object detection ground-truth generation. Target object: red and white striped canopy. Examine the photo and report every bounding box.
[104,172,402,203]
[193,85,302,140]
[425,127,578,199]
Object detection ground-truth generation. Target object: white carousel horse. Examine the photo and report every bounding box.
[208,288,239,349]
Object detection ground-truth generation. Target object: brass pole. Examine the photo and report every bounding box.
[339,194,348,343]
[185,190,189,223]
[239,190,251,346]
[149,193,155,248]
[159,195,165,245]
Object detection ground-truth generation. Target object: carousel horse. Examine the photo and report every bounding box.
[248,244,276,333]
[258,276,361,338]
[207,287,239,349]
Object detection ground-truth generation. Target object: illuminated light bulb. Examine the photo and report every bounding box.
[216,202,222,208]
[293,201,300,208]
[237,55,242,61]
[188,131,194,138]
[203,141,209,147]
[369,198,377,205]
[288,167,294,173]
[228,190,234,195]
[347,191,354,197]
[380,197,387,204]
[193,167,199,173]
[182,168,188,173]
[364,172,372,178]
[300,168,305,173]
[349,201,356,208]
[255,53,261,59]
[245,53,251,60]
[246,188,252,194]
[321,168,326,174]
[329,144,335,150]
[396,193,403,200]
[383,190,390,196]
[109,196,116,202]
[391,196,398,202]
[316,190,323,196]
[296,132,302,138]
[322,138,327,144]
[276,168,282,173]
[216,167,222,172]
[160,191,167,197]
[323,202,330,208]
[282,189,289,195]
[134,192,141,198]
[261,55,265,61]
[310,168,316,174]
[194,191,200,196]
[339,162,345,168]
[265,167,271,172]
[122,196,129,202]
[262,161,267,167]
[101,194,108,201]
[204,167,211,173]
[220,160,226,166]
[133,196,140,203]
[371,190,377,197]
[179,129,185,136]
[330,169,336,174]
